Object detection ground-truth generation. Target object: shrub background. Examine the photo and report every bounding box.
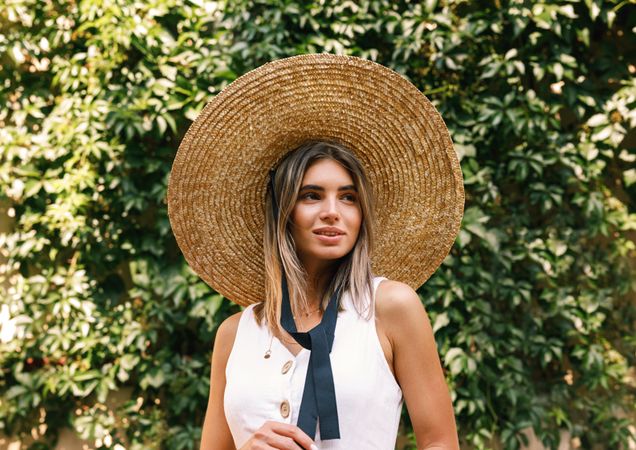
[0,1,634,449]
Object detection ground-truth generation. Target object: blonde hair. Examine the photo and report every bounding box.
[254,140,377,338]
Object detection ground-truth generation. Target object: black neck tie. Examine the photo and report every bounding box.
[268,168,341,441]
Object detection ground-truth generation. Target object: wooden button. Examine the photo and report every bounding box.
[280,400,290,418]
[281,360,293,374]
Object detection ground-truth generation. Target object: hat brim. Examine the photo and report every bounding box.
[167,53,464,306]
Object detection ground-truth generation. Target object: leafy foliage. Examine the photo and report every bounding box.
[0,0,634,449]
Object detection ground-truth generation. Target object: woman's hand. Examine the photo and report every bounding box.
[238,421,318,450]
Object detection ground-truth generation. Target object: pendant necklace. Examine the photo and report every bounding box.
[264,306,322,359]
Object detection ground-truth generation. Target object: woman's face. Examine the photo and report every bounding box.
[290,159,362,270]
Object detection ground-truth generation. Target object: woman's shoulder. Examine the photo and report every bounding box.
[214,310,244,355]
[215,302,265,347]
[375,278,421,307]
[375,278,425,327]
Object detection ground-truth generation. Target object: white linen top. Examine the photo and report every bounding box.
[224,276,404,449]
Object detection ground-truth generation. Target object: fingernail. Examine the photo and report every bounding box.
[311,445,319,450]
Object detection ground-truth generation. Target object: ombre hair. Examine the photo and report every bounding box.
[254,140,377,338]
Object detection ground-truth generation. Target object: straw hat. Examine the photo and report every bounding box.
[167,53,464,306]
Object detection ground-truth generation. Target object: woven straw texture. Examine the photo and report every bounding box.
[167,53,464,306]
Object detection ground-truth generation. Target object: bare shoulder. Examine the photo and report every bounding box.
[213,310,243,357]
[375,278,430,346]
[375,278,426,321]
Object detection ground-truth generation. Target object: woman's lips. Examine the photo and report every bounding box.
[313,232,344,243]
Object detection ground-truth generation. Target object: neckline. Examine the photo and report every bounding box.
[273,321,317,359]
[269,276,385,359]
[274,336,308,359]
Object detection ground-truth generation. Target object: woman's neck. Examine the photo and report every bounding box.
[302,265,337,312]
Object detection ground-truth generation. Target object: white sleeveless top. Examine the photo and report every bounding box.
[224,276,404,449]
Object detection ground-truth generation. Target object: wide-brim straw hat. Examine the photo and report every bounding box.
[167,53,464,306]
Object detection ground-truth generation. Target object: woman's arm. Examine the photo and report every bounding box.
[200,311,242,450]
[376,280,460,450]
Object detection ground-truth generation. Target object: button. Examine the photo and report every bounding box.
[281,360,293,374]
[280,400,290,418]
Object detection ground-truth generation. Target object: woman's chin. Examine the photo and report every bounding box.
[312,248,351,261]
[296,243,355,265]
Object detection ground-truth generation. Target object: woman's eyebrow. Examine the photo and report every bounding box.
[299,184,357,192]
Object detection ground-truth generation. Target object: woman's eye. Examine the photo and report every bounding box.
[299,192,357,202]
[342,194,357,202]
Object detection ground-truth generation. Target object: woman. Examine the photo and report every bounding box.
[167,54,464,449]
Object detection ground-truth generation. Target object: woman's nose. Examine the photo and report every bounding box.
[320,196,340,219]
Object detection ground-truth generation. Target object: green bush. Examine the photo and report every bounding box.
[0,1,634,449]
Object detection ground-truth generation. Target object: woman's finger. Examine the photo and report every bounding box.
[263,433,304,450]
[267,422,318,450]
